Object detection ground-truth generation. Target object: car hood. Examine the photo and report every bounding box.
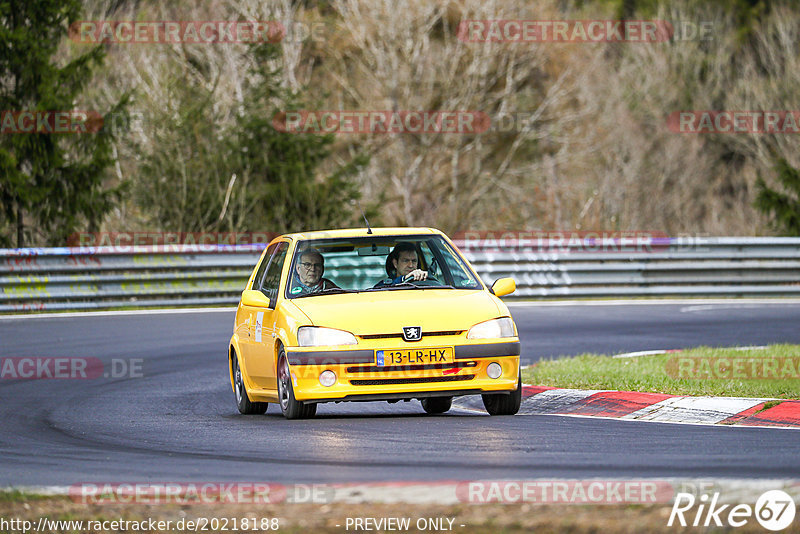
[292,290,505,335]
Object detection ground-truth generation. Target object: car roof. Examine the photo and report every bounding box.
[280,227,442,241]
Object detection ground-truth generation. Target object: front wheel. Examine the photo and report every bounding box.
[277,350,316,420]
[482,368,522,416]
[232,352,268,415]
[421,396,452,414]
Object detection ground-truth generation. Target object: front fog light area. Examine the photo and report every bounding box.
[319,370,337,387]
[487,362,502,379]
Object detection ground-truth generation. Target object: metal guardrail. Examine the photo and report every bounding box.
[1,237,799,312]
[461,236,800,298]
[0,245,264,312]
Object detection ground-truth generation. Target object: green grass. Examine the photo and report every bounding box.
[0,490,50,502]
[521,344,800,399]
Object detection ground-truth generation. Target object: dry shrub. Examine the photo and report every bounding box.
[75,0,800,235]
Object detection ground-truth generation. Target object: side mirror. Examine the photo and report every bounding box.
[491,278,516,297]
[241,289,271,308]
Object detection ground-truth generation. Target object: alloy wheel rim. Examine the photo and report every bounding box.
[234,361,243,404]
[279,360,289,411]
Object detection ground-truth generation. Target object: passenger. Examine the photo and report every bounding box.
[290,248,338,295]
[374,242,430,287]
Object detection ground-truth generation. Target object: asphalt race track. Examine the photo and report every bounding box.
[2,301,800,486]
[509,300,800,363]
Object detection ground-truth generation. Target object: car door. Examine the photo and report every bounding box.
[235,245,272,344]
[240,241,288,391]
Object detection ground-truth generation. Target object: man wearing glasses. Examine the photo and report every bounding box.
[290,248,338,296]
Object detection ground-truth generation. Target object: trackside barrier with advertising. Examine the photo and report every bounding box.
[1,236,800,312]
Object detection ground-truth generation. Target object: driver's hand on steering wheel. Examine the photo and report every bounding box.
[402,269,428,282]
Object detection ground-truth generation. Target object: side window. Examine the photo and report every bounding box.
[439,242,482,289]
[251,244,278,290]
[259,242,289,304]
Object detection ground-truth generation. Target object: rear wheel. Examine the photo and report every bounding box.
[232,352,268,415]
[277,350,316,419]
[421,396,452,414]
[482,368,522,416]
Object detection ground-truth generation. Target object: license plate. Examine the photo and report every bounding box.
[375,347,454,366]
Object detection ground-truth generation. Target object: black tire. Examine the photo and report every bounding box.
[421,396,452,414]
[277,350,317,420]
[232,352,268,415]
[482,367,522,416]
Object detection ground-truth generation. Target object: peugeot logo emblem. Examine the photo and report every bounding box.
[402,326,422,342]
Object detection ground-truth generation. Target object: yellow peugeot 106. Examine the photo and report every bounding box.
[228,227,521,419]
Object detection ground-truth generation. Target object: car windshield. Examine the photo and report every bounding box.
[286,234,483,298]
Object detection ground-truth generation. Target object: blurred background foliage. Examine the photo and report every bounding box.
[2,0,800,245]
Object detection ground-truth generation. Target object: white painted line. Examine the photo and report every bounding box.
[505,298,800,307]
[612,345,769,358]
[330,482,462,505]
[679,304,772,313]
[612,349,670,359]
[623,396,771,424]
[0,307,237,320]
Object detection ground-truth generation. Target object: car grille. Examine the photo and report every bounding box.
[346,361,477,373]
[358,330,464,340]
[350,374,475,386]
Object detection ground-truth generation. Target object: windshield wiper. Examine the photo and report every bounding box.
[316,287,358,294]
[365,282,418,291]
[294,287,358,298]
[365,282,457,291]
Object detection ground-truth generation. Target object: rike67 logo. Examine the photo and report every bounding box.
[669,490,796,531]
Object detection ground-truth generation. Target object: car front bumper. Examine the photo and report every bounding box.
[284,341,520,403]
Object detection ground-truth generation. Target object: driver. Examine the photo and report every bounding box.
[374,242,429,287]
[290,248,338,296]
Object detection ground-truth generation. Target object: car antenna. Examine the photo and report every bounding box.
[358,201,372,234]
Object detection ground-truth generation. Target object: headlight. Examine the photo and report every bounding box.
[466,317,516,339]
[297,326,358,347]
